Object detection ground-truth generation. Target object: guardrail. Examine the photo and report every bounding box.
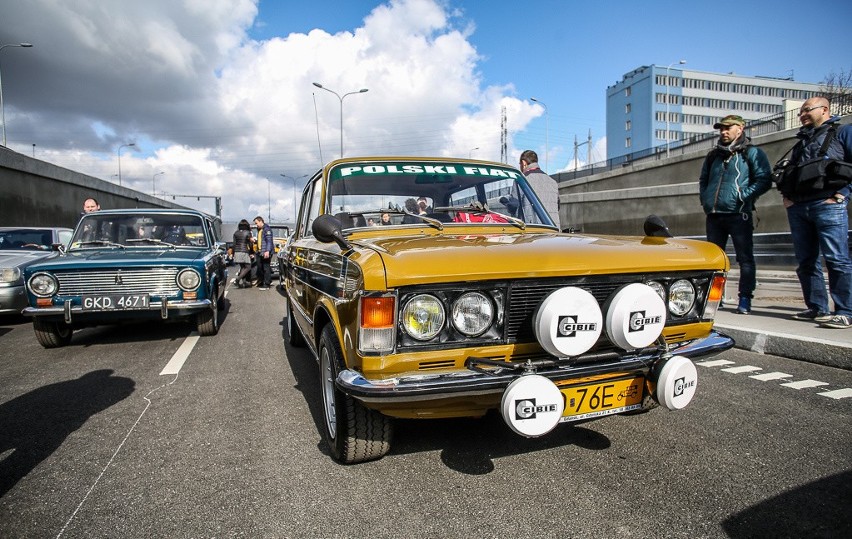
[682,230,852,269]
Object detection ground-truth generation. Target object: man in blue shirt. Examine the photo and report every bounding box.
[253,216,274,290]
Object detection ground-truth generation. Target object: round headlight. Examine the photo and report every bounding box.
[401,294,445,341]
[668,279,696,316]
[177,268,201,291]
[646,281,666,302]
[1,267,22,284]
[29,272,58,297]
[451,292,494,337]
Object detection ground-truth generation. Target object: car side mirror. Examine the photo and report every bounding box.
[312,214,353,251]
[643,215,672,238]
[214,241,228,252]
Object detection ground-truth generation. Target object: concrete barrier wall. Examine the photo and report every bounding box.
[555,117,852,238]
[0,147,185,229]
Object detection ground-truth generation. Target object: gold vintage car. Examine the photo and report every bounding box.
[283,157,733,463]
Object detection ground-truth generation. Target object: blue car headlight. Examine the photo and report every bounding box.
[28,272,58,297]
[177,268,201,291]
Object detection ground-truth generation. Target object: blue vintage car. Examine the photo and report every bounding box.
[22,209,227,348]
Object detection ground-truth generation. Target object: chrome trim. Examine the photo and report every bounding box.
[23,299,211,320]
[336,331,734,403]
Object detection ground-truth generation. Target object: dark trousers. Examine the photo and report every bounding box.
[257,255,271,287]
[706,212,756,299]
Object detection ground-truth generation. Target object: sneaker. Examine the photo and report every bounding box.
[819,315,852,329]
[735,297,751,315]
[258,286,269,291]
[792,309,831,321]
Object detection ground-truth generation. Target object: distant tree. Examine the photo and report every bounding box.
[820,68,852,114]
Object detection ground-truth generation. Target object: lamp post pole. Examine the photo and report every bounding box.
[152,171,164,196]
[117,143,135,186]
[0,42,33,147]
[665,60,686,157]
[280,173,307,223]
[469,147,479,159]
[530,97,548,171]
[312,82,368,159]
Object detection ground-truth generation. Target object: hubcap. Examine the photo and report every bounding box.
[320,347,337,439]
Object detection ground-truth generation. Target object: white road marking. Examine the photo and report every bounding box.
[696,359,736,367]
[817,388,852,400]
[750,372,793,381]
[721,365,763,374]
[160,333,200,375]
[780,379,830,390]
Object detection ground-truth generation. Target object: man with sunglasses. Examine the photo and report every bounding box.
[780,97,852,329]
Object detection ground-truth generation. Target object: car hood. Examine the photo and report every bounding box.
[24,248,208,273]
[352,232,728,288]
[0,250,57,268]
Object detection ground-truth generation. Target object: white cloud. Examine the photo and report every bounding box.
[1,0,540,222]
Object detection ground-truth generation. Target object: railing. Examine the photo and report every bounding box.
[557,94,852,182]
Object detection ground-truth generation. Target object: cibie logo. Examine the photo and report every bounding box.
[514,398,559,420]
[557,315,598,337]
[673,376,696,397]
[628,310,662,332]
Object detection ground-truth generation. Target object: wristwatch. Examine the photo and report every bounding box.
[834,194,846,203]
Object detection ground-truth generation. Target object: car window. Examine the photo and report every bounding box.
[324,161,555,227]
[303,178,322,238]
[0,229,54,250]
[71,213,210,248]
[58,230,74,246]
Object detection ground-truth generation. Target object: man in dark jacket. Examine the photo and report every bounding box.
[779,97,852,329]
[699,114,772,314]
[253,215,274,290]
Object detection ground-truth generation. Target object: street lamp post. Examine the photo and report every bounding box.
[665,60,686,157]
[117,143,135,186]
[280,173,307,223]
[152,171,164,196]
[0,42,33,147]
[312,82,368,159]
[530,97,548,171]
[469,147,479,159]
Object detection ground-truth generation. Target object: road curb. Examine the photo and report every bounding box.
[714,322,852,371]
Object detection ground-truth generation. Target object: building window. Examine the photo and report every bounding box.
[625,120,631,131]
[625,137,632,148]
[625,86,632,97]
[625,103,631,114]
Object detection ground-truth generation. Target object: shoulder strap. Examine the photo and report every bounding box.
[817,124,837,157]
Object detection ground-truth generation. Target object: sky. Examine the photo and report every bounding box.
[1,0,850,223]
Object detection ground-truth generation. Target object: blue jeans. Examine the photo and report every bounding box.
[786,198,852,316]
[706,212,756,299]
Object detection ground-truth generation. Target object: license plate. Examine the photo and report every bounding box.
[82,294,150,310]
[559,376,644,422]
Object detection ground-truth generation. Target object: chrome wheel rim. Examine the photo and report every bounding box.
[320,347,337,439]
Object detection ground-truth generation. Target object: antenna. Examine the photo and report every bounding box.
[313,92,324,165]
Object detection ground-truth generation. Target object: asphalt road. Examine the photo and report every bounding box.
[1,281,850,539]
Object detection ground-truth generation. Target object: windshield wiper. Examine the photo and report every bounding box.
[125,238,176,249]
[342,209,445,231]
[434,204,526,230]
[72,240,126,249]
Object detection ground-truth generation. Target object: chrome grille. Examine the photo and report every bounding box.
[56,268,180,296]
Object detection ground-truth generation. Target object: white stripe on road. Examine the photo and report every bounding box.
[780,379,830,390]
[696,359,736,367]
[160,333,200,375]
[721,365,763,374]
[817,388,852,400]
[750,372,793,381]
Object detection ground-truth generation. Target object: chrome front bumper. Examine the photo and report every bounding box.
[338,331,734,403]
[22,299,212,324]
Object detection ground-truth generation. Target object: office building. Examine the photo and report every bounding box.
[606,65,823,160]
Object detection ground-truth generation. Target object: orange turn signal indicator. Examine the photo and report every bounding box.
[361,297,395,328]
[709,274,726,302]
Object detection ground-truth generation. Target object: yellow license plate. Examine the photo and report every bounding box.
[559,376,644,422]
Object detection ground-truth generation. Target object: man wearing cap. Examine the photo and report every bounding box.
[699,114,772,314]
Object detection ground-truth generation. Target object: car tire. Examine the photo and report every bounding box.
[216,283,226,311]
[319,324,392,464]
[33,318,73,348]
[197,290,219,336]
[285,296,305,348]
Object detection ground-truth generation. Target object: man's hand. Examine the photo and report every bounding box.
[782,196,794,209]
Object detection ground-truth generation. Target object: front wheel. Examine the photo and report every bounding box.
[33,318,73,348]
[196,290,219,336]
[319,325,392,464]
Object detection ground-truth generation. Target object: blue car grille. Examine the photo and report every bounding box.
[56,268,180,296]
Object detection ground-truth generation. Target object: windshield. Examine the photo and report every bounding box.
[325,161,555,228]
[70,213,209,249]
[0,229,64,251]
